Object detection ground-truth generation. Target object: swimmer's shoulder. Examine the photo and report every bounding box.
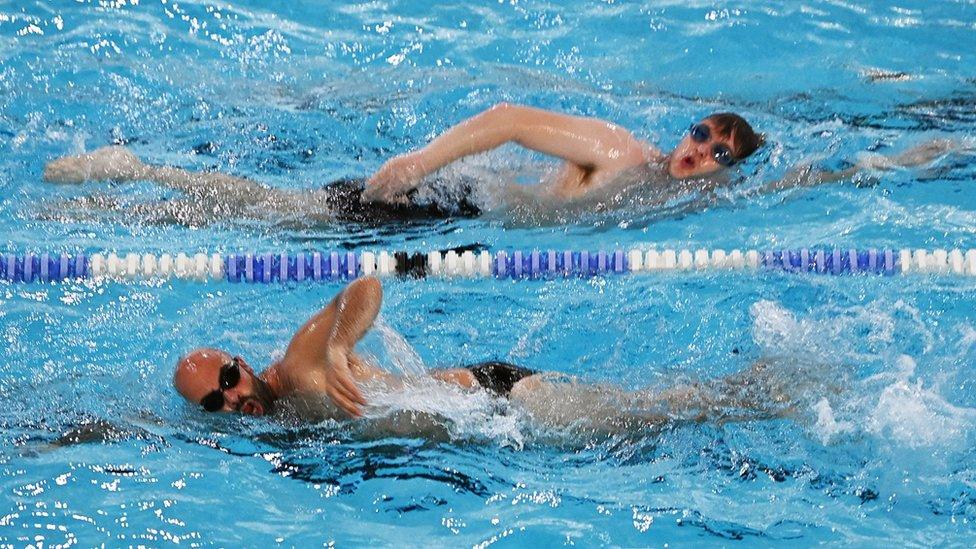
[583,149,668,193]
[597,141,665,181]
[637,141,665,163]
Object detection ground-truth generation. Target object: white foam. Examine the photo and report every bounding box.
[359,377,527,449]
[750,300,802,349]
[751,300,976,448]
[361,318,530,447]
[749,298,933,361]
[865,355,975,448]
[372,316,427,378]
[811,398,855,444]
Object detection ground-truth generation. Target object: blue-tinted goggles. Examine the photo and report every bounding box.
[689,123,737,167]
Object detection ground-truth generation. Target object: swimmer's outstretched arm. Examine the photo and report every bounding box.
[43,146,269,201]
[751,138,963,195]
[278,276,386,417]
[364,103,658,203]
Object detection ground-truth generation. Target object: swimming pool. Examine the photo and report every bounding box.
[2,0,976,545]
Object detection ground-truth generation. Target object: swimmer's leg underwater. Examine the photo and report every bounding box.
[41,146,288,225]
[43,146,268,199]
[507,358,826,435]
[42,146,482,225]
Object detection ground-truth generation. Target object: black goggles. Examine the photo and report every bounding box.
[689,123,737,167]
[200,357,242,412]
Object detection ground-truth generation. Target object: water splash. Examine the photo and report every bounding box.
[371,315,427,378]
[750,299,976,447]
[864,355,976,447]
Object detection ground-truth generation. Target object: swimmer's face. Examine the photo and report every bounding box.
[173,348,274,417]
[667,119,739,179]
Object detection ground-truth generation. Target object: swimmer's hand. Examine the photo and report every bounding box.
[363,152,430,204]
[322,347,367,418]
[43,146,147,184]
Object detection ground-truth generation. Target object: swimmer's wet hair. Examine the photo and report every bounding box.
[705,112,763,161]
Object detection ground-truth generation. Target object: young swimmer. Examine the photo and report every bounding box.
[173,277,803,434]
[46,104,960,227]
[362,104,761,202]
[42,105,762,226]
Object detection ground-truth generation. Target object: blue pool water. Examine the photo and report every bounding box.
[2,0,976,545]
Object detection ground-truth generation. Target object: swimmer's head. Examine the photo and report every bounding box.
[667,113,762,179]
[174,347,275,417]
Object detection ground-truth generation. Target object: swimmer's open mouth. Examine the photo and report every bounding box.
[681,156,695,168]
[240,400,264,416]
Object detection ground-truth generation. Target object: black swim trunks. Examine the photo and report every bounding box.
[323,178,481,224]
[465,361,537,397]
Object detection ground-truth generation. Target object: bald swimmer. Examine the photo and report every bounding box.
[174,277,537,419]
[173,277,809,433]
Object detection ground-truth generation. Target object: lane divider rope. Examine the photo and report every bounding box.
[2,248,975,283]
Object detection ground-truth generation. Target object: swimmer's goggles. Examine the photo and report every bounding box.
[689,123,736,167]
[200,357,241,412]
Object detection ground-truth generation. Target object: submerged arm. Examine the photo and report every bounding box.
[364,103,655,202]
[752,138,963,196]
[281,276,384,416]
